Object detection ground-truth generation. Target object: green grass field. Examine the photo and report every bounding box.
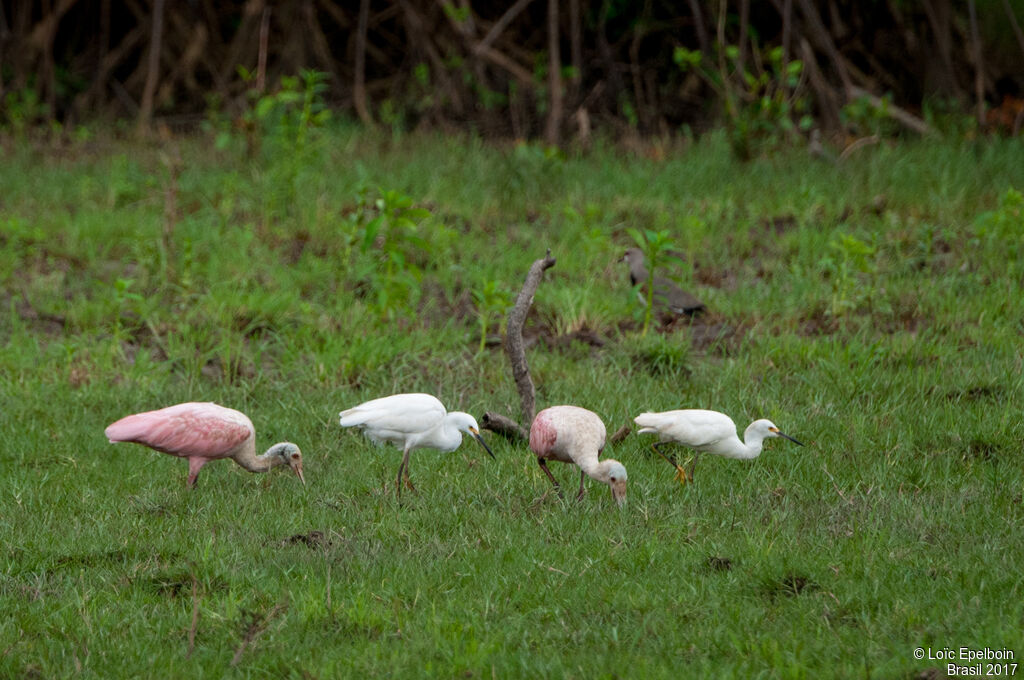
[2,126,1023,678]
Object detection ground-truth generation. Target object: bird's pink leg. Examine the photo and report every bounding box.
[187,457,210,488]
[537,459,563,498]
[575,469,586,501]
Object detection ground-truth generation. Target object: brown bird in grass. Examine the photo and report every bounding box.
[622,248,706,319]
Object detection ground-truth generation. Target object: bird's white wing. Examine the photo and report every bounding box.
[636,409,735,448]
[339,393,446,435]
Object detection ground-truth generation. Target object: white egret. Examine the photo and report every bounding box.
[339,393,494,496]
[633,409,802,484]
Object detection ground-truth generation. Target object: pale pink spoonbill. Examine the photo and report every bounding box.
[634,409,802,484]
[338,393,494,497]
[105,402,305,488]
[529,405,627,506]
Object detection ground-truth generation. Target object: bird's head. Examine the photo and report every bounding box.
[449,412,495,459]
[270,442,306,484]
[602,459,628,507]
[621,248,648,286]
[750,419,803,446]
[621,248,644,266]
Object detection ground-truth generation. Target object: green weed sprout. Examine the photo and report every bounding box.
[820,232,877,318]
[471,280,511,355]
[627,227,677,336]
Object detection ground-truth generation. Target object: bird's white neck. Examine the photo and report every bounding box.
[426,415,465,453]
[735,428,768,460]
[578,457,614,482]
[232,442,286,473]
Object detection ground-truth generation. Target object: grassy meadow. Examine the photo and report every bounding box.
[1,124,1023,678]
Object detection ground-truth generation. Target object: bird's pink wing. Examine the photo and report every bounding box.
[529,411,558,455]
[105,402,254,459]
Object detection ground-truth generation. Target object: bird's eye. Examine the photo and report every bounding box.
[291,453,299,460]
[610,476,617,482]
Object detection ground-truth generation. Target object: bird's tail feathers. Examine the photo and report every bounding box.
[104,413,152,443]
[633,412,670,431]
[338,408,371,428]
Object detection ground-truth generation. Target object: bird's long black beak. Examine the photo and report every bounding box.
[777,431,803,446]
[470,429,495,459]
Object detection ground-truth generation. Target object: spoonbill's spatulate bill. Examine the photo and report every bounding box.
[105,402,305,488]
[338,393,494,497]
[529,405,627,506]
[634,409,802,484]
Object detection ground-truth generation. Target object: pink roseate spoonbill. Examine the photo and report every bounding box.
[633,409,802,485]
[338,393,494,497]
[105,402,305,488]
[529,405,627,507]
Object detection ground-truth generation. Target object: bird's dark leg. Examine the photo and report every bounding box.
[537,458,563,498]
[687,452,701,483]
[396,447,412,498]
[651,443,690,485]
[576,469,586,501]
[651,442,678,467]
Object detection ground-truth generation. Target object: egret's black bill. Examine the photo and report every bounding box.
[778,431,803,446]
[473,433,496,459]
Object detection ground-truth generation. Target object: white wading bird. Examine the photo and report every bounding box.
[339,393,494,497]
[633,409,802,484]
[529,405,627,507]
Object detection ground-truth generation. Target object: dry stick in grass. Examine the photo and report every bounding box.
[481,251,556,441]
[609,424,631,444]
[507,250,556,426]
[481,412,529,441]
[230,602,286,666]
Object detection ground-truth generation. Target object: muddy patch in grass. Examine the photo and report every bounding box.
[762,573,817,601]
[142,570,229,598]
[796,307,841,337]
[943,384,1004,402]
[51,549,133,572]
[963,438,1005,462]
[277,530,332,550]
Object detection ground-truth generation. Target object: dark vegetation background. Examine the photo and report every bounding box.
[2,0,1023,144]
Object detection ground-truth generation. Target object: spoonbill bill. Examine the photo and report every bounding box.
[338,393,494,496]
[104,402,305,487]
[634,409,802,484]
[529,405,627,507]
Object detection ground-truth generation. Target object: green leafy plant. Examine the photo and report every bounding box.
[346,188,437,317]
[819,232,877,318]
[1,87,48,138]
[471,280,511,355]
[111,277,143,355]
[675,44,811,159]
[626,227,679,336]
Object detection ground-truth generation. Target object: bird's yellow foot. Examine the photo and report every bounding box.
[673,456,694,485]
